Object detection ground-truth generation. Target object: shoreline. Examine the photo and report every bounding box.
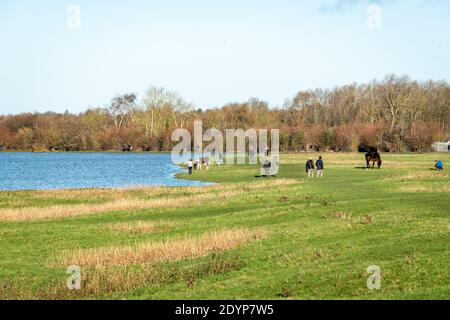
[1,151,447,192]
[0,150,446,155]
[0,157,214,193]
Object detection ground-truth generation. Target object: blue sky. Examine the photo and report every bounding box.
[0,0,449,114]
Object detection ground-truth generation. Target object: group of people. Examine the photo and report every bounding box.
[304,156,445,178]
[187,154,444,177]
[306,156,325,178]
[187,157,211,175]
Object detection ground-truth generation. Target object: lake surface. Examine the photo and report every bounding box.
[0,153,211,191]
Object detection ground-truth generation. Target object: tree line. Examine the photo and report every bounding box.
[1,75,449,153]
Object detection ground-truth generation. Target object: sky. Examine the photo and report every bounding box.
[0,0,449,114]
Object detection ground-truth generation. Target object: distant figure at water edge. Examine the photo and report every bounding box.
[249,145,256,163]
[195,158,202,170]
[306,157,315,178]
[217,152,223,165]
[187,159,193,175]
[204,157,210,170]
[316,156,324,178]
[122,144,133,152]
[435,160,444,171]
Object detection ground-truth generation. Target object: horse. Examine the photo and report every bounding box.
[365,151,382,169]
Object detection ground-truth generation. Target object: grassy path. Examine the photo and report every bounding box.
[0,153,449,299]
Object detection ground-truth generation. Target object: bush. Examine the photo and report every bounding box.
[407,122,444,152]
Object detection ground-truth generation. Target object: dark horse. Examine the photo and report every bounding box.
[365,150,382,169]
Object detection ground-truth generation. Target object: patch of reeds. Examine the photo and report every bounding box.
[0,253,245,300]
[50,228,267,268]
[105,220,175,234]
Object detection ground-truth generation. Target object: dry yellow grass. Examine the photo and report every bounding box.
[256,178,298,187]
[31,188,130,200]
[396,172,450,180]
[0,254,245,299]
[81,254,243,296]
[50,228,268,268]
[30,185,217,200]
[106,220,175,234]
[0,199,182,222]
[399,184,450,193]
[335,211,352,220]
[30,179,297,200]
[0,179,298,222]
[0,190,243,222]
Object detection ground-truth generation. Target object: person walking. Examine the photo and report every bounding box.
[187,159,194,175]
[316,156,324,178]
[306,157,315,178]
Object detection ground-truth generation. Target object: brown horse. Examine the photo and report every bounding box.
[365,151,382,169]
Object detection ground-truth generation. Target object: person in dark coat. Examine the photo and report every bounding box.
[316,156,324,178]
[306,157,315,178]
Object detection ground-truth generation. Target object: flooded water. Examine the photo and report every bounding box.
[0,152,210,191]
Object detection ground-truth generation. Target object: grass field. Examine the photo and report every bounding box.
[0,153,449,300]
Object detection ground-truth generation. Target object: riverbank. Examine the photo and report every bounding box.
[0,153,449,299]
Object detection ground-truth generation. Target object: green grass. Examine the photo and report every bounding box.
[0,153,449,300]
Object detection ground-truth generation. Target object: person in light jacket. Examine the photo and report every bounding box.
[187,159,193,175]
